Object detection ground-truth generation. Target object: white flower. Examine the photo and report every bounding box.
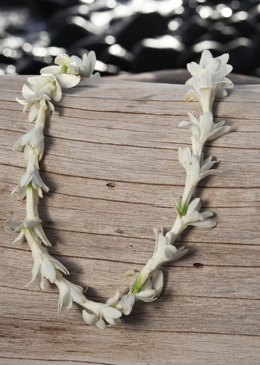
[5,219,52,246]
[82,288,122,330]
[6,181,51,245]
[151,229,188,270]
[173,197,216,229]
[24,229,69,290]
[11,146,48,199]
[12,162,49,199]
[179,111,230,154]
[27,73,80,103]
[40,54,79,76]
[185,50,233,112]
[120,269,164,316]
[41,54,79,76]
[41,52,100,78]
[54,271,86,316]
[13,124,44,160]
[16,84,54,121]
[70,52,100,78]
[178,146,219,210]
[166,196,216,244]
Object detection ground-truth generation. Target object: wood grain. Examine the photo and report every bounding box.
[0,76,259,364]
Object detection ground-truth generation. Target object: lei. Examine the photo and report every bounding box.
[6,50,233,330]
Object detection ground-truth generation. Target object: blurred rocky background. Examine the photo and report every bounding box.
[0,0,260,79]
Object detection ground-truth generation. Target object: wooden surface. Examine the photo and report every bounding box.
[0,76,260,364]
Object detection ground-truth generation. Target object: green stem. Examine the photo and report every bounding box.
[178,200,188,216]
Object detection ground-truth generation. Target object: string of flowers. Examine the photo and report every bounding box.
[6,49,233,330]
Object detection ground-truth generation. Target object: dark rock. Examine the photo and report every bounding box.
[177,40,225,68]
[100,44,133,71]
[208,22,241,44]
[68,34,112,59]
[226,38,255,74]
[50,16,98,48]
[177,15,209,46]
[110,11,168,51]
[15,56,47,75]
[229,11,257,36]
[131,35,184,73]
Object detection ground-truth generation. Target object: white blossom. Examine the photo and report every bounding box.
[179,111,230,155]
[185,50,233,113]
[120,269,164,316]
[5,219,52,246]
[82,288,122,330]
[12,161,49,199]
[27,73,80,103]
[23,229,69,290]
[166,196,216,244]
[54,271,86,316]
[70,52,100,78]
[178,146,219,210]
[174,197,216,228]
[41,52,100,78]
[16,84,54,121]
[13,124,45,160]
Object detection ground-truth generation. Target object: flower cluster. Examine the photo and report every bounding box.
[6,49,233,330]
[185,49,233,113]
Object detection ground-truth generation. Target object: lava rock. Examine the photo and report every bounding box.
[131,35,184,73]
[15,56,47,75]
[68,34,112,59]
[226,38,256,74]
[209,22,241,44]
[50,16,97,48]
[100,44,133,72]
[177,15,209,46]
[111,11,168,51]
[230,11,257,36]
[177,40,225,68]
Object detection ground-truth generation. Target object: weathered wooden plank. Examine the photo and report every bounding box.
[1,77,260,364]
[0,360,100,365]
[2,223,260,267]
[0,106,260,150]
[0,164,259,209]
[1,246,260,302]
[1,79,260,123]
[1,284,260,336]
[1,187,258,245]
[1,318,260,365]
[1,129,260,189]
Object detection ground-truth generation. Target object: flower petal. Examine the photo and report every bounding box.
[190,219,216,228]
[56,74,80,88]
[120,294,135,315]
[102,306,122,319]
[152,269,163,297]
[95,318,106,330]
[186,198,201,215]
[40,65,61,75]
[82,310,98,325]
[106,287,121,305]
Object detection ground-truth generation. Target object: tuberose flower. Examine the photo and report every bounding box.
[120,269,164,316]
[178,146,219,211]
[27,73,80,103]
[13,124,45,160]
[41,51,100,78]
[82,288,122,330]
[24,229,69,290]
[16,84,54,121]
[185,50,233,113]
[179,111,230,154]
[12,161,49,199]
[54,271,86,316]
